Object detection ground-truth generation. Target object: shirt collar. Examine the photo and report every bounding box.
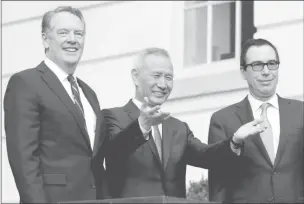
[44,57,77,83]
[248,93,279,112]
[132,98,143,109]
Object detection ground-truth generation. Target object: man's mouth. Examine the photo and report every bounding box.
[258,79,273,85]
[153,91,167,97]
[63,47,79,52]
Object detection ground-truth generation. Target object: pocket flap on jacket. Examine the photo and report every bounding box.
[43,174,67,185]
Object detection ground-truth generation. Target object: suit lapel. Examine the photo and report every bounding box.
[38,62,92,151]
[273,96,291,168]
[124,100,140,122]
[93,112,105,157]
[236,96,273,166]
[124,100,163,170]
[162,118,173,170]
[78,79,102,156]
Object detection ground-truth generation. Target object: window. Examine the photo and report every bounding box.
[184,1,256,68]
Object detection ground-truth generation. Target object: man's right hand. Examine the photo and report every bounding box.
[138,97,171,131]
[233,118,266,143]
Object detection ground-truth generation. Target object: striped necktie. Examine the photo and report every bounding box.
[67,75,87,130]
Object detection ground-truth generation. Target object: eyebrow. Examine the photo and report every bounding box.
[57,28,84,32]
[250,60,277,64]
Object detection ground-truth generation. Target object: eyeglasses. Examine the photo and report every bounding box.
[244,61,280,71]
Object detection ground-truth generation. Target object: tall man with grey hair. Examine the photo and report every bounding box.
[101,47,265,198]
[4,6,109,203]
[208,38,304,203]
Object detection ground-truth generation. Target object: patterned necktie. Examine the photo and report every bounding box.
[67,75,87,130]
[153,125,163,163]
[260,103,275,164]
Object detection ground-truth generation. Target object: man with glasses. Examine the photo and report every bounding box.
[208,38,304,203]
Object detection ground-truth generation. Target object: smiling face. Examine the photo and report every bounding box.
[241,45,279,100]
[42,11,85,74]
[133,54,174,106]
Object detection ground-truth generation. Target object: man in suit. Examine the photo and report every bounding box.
[4,6,108,203]
[102,48,265,199]
[208,38,304,203]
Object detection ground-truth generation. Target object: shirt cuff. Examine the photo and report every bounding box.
[138,119,151,140]
[230,141,241,156]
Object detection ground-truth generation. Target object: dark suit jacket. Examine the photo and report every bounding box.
[208,95,304,203]
[102,99,238,198]
[4,62,108,203]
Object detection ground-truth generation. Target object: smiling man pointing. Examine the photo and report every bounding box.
[208,38,304,203]
[100,47,262,199]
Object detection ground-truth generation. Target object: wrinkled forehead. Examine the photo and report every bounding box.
[246,45,277,64]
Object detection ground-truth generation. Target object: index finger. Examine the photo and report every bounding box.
[148,105,161,113]
[163,113,171,120]
[154,111,171,119]
[251,118,264,126]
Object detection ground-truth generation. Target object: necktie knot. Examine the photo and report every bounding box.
[261,102,271,114]
[67,75,77,84]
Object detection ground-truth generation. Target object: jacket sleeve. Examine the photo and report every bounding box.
[4,73,48,203]
[102,109,148,161]
[184,122,238,170]
[207,114,236,202]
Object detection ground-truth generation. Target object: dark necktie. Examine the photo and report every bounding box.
[153,125,163,163]
[260,103,275,164]
[67,75,87,130]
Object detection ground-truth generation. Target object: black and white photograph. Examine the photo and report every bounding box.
[1,1,303,203]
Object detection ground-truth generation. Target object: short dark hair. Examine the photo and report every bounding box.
[41,6,85,34]
[240,38,280,68]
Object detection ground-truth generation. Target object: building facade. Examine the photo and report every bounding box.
[1,1,303,202]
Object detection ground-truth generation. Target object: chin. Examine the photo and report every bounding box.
[65,59,79,64]
[64,55,80,62]
[262,87,275,93]
[64,60,79,67]
[149,97,166,106]
[260,91,275,98]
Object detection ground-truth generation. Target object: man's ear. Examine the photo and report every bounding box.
[240,66,246,80]
[42,32,49,49]
[131,68,139,86]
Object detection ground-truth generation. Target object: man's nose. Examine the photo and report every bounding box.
[67,32,76,42]
[157,77,167,89]
[261,64,270,75]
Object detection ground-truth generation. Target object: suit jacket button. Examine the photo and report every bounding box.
[268,197,274,202]
[91,183,96,189]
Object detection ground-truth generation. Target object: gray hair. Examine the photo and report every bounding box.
[41,6,85,34]
[41,6,85,53]
[134,47,172,71]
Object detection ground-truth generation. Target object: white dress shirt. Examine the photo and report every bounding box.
[248,93,280,156]
[44,57,96,149]
[132,98,162,140]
